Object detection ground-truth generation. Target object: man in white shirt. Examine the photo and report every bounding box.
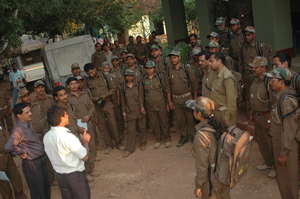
[43,105,91,199]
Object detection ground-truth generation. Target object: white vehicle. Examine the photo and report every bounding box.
[15,35,46,83]
[42,35,95,88]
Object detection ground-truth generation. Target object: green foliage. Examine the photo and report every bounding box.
[184,0,197,22]
[0,0,143,50]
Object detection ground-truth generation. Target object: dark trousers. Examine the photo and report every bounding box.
[56,171,91,199]
[22,156,51,199]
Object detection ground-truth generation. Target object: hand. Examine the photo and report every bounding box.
[277,155,288,166]
[20,153,28,159]
[141,107,146,115]
[81,130,91,144]
[82,116,90,123]
[195,188,202,198]
[168,102,175,110]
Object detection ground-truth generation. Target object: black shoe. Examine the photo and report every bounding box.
[176,136,189,147]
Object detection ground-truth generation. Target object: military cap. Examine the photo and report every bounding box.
[71,63,80,70]
[121,49,128,54]
[168,50,181,57]
[215,17,225,25]
[19,88,29,98]
[102,61,111,67]
[150,44,161,50]
[266,68,292,81]
[230,18,240,25]
[207,32,219,38]
[66,77,78,85]
[145,60,156,69]
[111,56,119,60]
[126,53,135,58]
[244,26,256,33]
[249,56,268,67]
[124,68,136,76]
[34,80,45,88]
[192,48,202,57]
[207,41,220,48]
[75,75,84,81]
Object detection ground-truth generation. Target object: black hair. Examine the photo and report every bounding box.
[273,53,292,68]
[84,63,95,72]
[13,103,30,117]
[53,86,66,97]
[95,43,101,48]
[129,36,134,39]
[47,105,67,126]
[199,51,210,60]
[136,35,142,39]
[189,34,198,39]
[207,116,228,140]
[210,52,226,64]
[65,77,78,85]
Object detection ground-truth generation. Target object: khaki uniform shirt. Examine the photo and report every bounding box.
[249,78,271,112]
[68,91,95,120]
[204,67,237,111]
[270,89,299,156]
[86,72,114,103]
[127,43,136,54]
[152,56,167,75]
[193,121,217,189]
[30,93,54,134]
[168,63,198,96]
[217,29,230,49]
[229,30,244,61]
[240,40,272,75]
[120,82,144,121]
[143,74,169,111]
[92,51,106,68]
[135,43,147,60]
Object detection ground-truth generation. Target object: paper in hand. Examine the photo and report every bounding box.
[77,119,88,130]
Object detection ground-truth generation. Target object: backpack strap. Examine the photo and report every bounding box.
[277,93,299,120]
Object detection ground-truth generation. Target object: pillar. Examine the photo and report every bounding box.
[252,0,293,53]
[161,0,188,47]
[195,0,215,46]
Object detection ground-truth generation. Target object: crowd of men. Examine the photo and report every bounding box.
[0,16,299,199]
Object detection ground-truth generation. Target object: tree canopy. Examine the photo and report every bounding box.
[0,0,143,51]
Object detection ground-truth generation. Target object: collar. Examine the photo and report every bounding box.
[50,126,71,133]
[216,66,226,78]
[16,120,30,128]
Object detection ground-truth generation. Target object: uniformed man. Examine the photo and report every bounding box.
[102,61,124,138]
[188,34,202,63]
[30,80,54,137]
[66,77,99,179]
[126,36,136,55]
[112,41,123,57]
[121,69,147,157]
[229,18,243,72]
[146,35,160,57]
[150,44,167,75]
[249,57,275,178]
[215,17,230,49]
[190,48,204,96]
[198,51,211,97]
[167,50,198,147]
[186,96,229,199]
[267,68,299,199]
[92,43,106,69]
[125,53,143,83]
[240,26,272,115]
[207,41,234,71]
[0,78,12,130]
[204,52,237,126]
[111,56,124,87]
[53,86,83,137]
[84,63,121,153]
[143,60,171,149]
[207,32,221,44]
[134,36,148,65]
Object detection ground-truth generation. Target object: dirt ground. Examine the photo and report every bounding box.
[50,135,281,199]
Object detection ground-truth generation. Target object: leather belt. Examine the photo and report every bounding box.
[172,92,191,99]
